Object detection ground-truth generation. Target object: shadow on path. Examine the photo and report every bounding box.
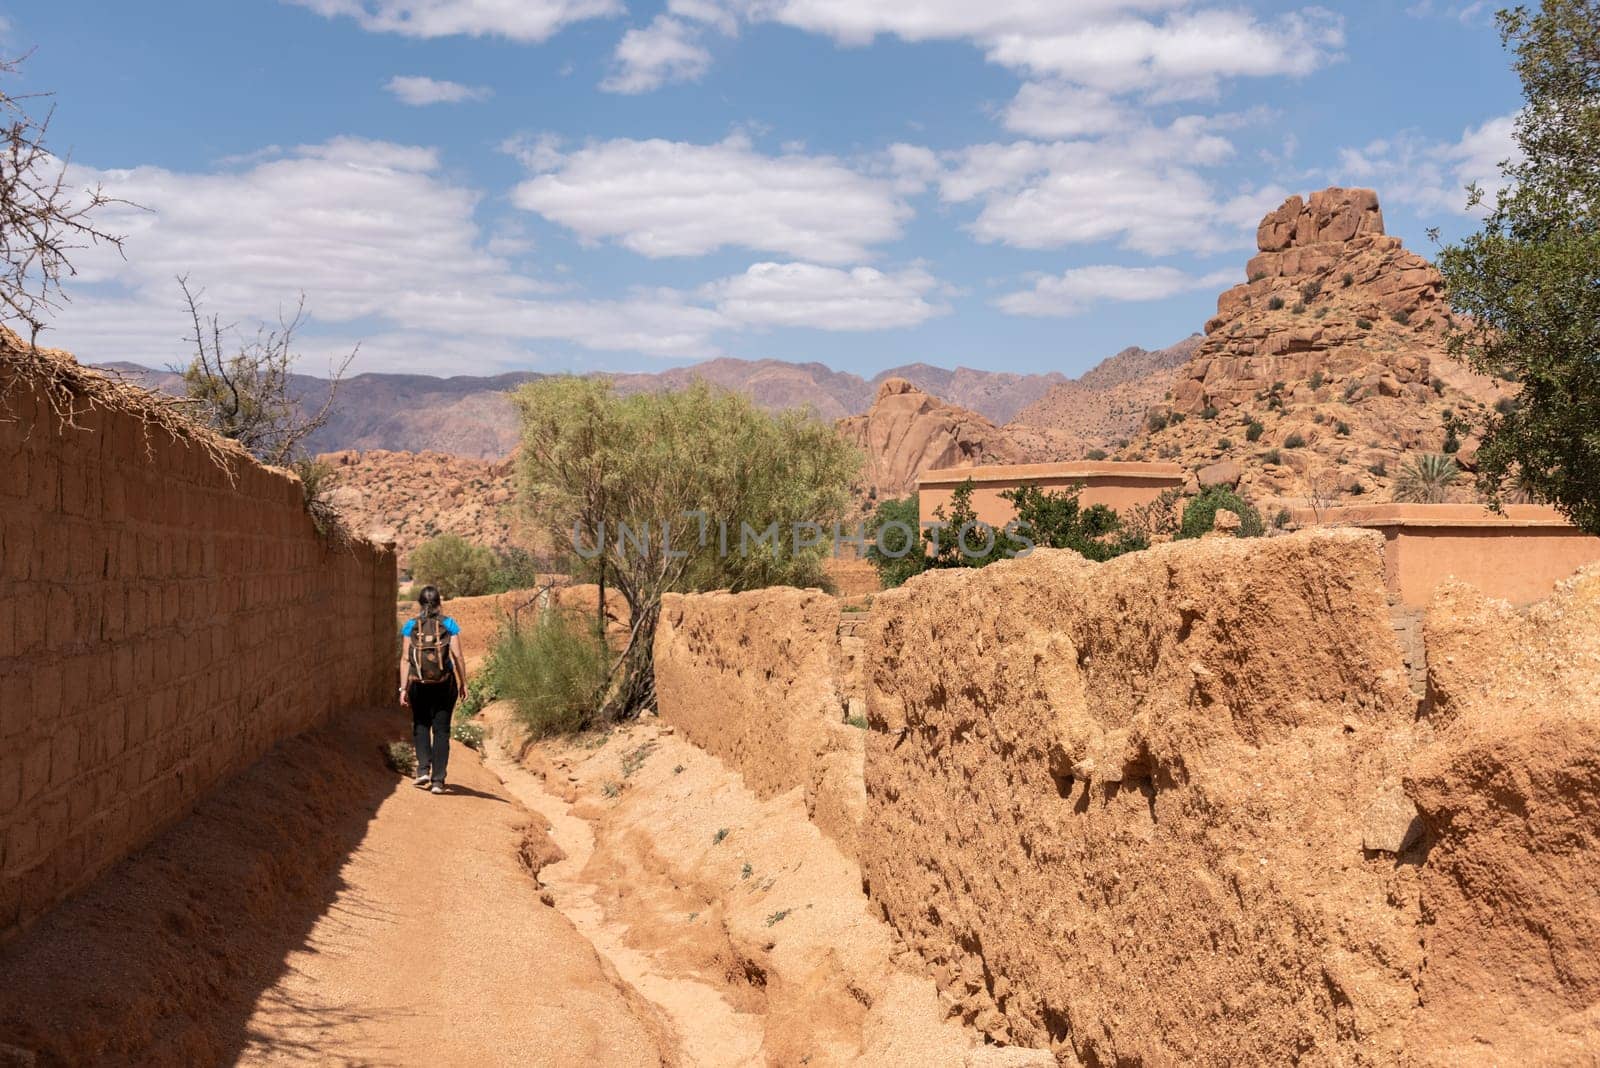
[0,706,409,1067]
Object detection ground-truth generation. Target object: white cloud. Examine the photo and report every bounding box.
[704,262,946,330]
[384,74,493,105]
[510,135,911,262]
[1002,84,1131,139]
[285,0,622,41]
[629,2,1341,102]
[928,117,1259,255]
[1336,113,1518,215]
[602,16,713,94]
[996,264,1235,317]
[53,139,732,368]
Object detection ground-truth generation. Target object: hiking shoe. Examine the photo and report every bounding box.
[414,774,431,788]
[430,782,445,795]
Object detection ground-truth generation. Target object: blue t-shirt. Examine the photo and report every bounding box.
[402,616,460,638]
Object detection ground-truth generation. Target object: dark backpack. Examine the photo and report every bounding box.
[410,616,453,685]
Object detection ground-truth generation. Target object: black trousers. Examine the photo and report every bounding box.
[409,679,457,783]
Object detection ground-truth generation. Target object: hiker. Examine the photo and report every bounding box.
[400,585,469,794]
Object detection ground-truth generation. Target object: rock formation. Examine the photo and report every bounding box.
[837,378,1035,500]
[1117,187,1514,506]
[1008,335,1202,456]
[320,448,526,565]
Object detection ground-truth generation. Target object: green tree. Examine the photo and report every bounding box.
[865,496,926,588]
[1393,453,1460,504]
[1436,1,1600,531]
[410,534,497,599]
[512,377,860,720]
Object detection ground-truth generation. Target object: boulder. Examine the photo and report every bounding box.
[1197,460,1242,489]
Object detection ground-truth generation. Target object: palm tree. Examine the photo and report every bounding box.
[1393,453,1459,504]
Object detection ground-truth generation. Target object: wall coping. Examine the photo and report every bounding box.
[918,460,1186,489]
[1294,503,1585,531]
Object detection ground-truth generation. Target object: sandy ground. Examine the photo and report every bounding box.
[0,706,673,1068]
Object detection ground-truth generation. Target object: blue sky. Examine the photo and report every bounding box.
[6,0,1524,379]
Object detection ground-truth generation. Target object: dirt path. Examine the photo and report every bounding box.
[0,707,675,1067]
[235,729,675,1066]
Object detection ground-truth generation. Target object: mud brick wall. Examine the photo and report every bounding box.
[862,531,1429,1065]
[654,588,866,858]
[0,370,395,941]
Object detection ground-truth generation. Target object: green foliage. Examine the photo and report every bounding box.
[1177,486,1264,539]
[713,828,729,845]
[513,377,860,718]
[1344,381,1362,401]
[1309,371,1325,390]
[1393,453,1460,504]
[1391,309,1411,325]
[1341,272,1355,288]
[1285,432,1307,449]
[410,535,497,599]
[845,713,868,729]
[1245,420,1265,442]
[1335,421,1351,436]
[1201,405,1219,420]
[1263,448,1283,466]
[1301,279,1324,302]
[865,496,926,589]
[493,610,612,739]
[1250,270,1268,282]
[486,547,551,594]
[1147,410,1171,432]
[1435,1,1600,531]
[1291,302,1307,315]
[1274,507,1293,529]
[1431,377,1446,396]
[1085,448,1108,461]
[1217,438,1232,450]
[1369,460,1389,478]
[1267,296,1286,311]
[1356,317,1373,330]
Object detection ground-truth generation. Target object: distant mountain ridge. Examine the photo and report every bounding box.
[98,354,1097,459]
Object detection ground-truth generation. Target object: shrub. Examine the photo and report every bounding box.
[1335,421,1351,436]
[1085,448,1108,460]
[1391,309,1411,325]
[1341,272,1354,288]
[1369,460,1389,478]
[1201,405,1219,420]
[1309,371,1325,390]
[1349,482,1366,496]
[1344,381,1361,401]
[1147,410,1171,432]
[1250,270,1267,282]
[1245,420,1264,442]
[487,547,551,594]
[495,610,612,738]
[1393,453,1460,503]
[1432,377,1446,396]
[1285,432,1307,448]
[1217,438,1232,450]
[450,721,485,750]
[1495,395,1519,416]
[384,740,417,776]
[1301,279,1323,302]
[1267,295,1286,311]
[1274,507,1293,529]
[1356,317,1373,330]
[1264,448,1283,465]
[410,535,497,599]
[865,496,926,588]
[1291,302,1307,314]
[1177,486,1264,539]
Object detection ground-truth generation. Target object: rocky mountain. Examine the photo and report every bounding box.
[1112,187,1513,509]
[99,356,1080,459]
[1007,335,1203,457]
[319,448,523,565]
[837,378,1038,501]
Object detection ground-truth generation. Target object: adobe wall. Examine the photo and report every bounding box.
[1405,568,1600,1064]
[862,531,1427,1064]
[653,588,864,857]
[1307,503,1600,607]
[918,461,1184,530]
[0,365,395,941]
